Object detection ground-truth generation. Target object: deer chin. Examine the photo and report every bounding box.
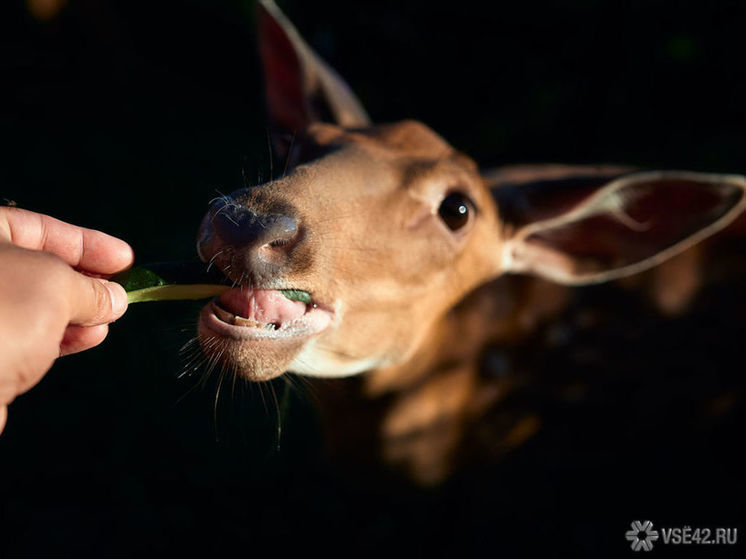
[197,287,334,381]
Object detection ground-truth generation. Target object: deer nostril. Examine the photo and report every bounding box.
[265,215,299,247]
[198,196,302,278]
[257,216,300,270]
[210,202,300,251]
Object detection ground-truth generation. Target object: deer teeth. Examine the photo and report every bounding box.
[233,316,277,330]
[279,317,304,331]
[234,316,261,328]
[215,304,277,330]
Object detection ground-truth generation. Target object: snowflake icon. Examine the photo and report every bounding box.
[626,520,660,552]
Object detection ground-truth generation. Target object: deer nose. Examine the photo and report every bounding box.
[212,202,298,248]
[197,199,301,279]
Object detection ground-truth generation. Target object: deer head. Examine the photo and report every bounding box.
[195,0,746,382]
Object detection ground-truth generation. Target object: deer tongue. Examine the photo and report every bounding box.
[218,288,307,326]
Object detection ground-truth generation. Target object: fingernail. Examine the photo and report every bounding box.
[106,281,128,317]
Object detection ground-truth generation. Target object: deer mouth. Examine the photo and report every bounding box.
[199,287,333,341]
[197,286,334,380]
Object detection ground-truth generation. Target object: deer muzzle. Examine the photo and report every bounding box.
[195,191,335,380]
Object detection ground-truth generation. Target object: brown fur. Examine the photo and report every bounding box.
[194,1,746,484]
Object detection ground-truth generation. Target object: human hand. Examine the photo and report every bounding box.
[0,207,134,434]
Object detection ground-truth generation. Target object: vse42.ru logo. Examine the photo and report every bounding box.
[626,520,738,552]
[661,525,737,546]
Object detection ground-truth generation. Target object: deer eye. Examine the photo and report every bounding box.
[438,192,474,231]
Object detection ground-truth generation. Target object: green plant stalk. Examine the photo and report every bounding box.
[111,262,311,304]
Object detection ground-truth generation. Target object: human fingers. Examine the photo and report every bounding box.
[66,273,128,327]
[0,206,134,275]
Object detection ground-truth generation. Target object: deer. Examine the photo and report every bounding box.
[194,0,746,484]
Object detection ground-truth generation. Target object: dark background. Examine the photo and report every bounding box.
[1,0,745,557]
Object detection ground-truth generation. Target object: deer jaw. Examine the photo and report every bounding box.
[197,121,503,381]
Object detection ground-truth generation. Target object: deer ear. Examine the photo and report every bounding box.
[495,171,746,285]
[256,0,370,145]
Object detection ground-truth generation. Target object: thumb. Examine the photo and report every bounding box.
[67,272,128,327]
